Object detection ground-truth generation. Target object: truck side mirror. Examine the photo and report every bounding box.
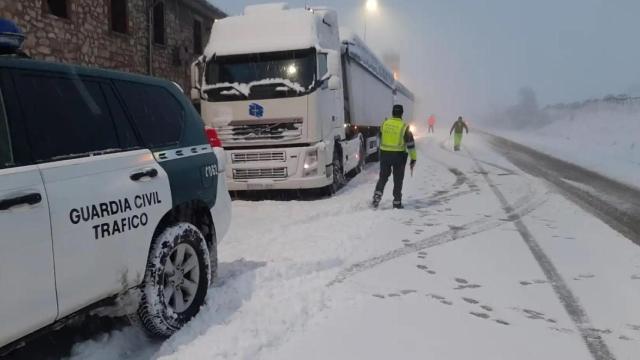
[328,75,341,91]
[191,57,204,101]
[326,50,341,80]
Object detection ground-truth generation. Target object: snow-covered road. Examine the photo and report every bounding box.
[65,131,640,360]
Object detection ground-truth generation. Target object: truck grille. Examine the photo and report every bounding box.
[233,168,288,180]
[217,119,302,143]
[231,152,286,163]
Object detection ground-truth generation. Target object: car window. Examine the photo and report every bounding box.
[101,84,140,150]
[0,88,13,169]
[116,82,184,148]
[14,73,121,162]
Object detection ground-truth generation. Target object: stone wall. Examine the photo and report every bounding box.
[0,0,222,91]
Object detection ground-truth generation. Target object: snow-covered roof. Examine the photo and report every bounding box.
[340,27,395,88]
[204,7,321,58]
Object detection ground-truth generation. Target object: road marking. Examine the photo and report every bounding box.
[468,150,615,360]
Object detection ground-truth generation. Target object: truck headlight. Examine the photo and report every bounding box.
[304,149,319,176]
[304,149,318,170]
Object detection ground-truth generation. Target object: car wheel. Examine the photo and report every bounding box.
[137,223,211,338]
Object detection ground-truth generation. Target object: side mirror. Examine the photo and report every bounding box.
[190,57,204,101]
[326,50,341,79]
[328,75,341,91]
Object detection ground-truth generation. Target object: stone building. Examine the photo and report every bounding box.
[0,0,225,91]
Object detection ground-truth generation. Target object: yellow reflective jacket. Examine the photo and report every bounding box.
[379,117,417,161]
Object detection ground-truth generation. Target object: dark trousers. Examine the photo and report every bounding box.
[374,151,408,203]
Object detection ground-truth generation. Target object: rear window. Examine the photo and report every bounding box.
[116,82,184,148]
[14,74,122,162]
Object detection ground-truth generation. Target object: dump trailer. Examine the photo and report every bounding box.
[191,3,412,193]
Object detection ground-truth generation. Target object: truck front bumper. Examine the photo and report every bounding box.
[224,143,332,191]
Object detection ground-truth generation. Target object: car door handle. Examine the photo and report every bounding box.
[0,192,42,211]
[130,168,159,182]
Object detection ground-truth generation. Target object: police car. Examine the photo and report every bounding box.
[0,20,231,352]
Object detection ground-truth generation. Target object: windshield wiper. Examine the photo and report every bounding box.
[249,80,305,93]
[205,84,248,99]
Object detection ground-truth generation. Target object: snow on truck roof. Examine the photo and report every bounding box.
[339,27,395,88]
[204,5,331,58]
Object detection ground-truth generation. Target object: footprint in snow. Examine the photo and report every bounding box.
[630,274,640,280]
[400,289,417,295]
[372,294,385,299]
[520,279,547,286]
[462,297,479,305]
[494,319,510,326]
[427,270,437,275]
[417,255,426,259]
[619,335,634,341]
[628,324,640,332]
[388,293,401,297]
[418,251,428,256]
[454,284,481,290]
[427,294,445,300]
[480,305,494,312]
[454,278,469,284]
[470,312,491,319]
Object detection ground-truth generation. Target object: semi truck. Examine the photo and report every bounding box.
[191,3,414,193]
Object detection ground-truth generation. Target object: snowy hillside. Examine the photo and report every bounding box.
[490,98,640,188]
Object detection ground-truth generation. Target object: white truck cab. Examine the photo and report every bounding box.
[192,4,363,193]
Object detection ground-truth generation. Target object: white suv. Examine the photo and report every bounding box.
[0,54,231,352]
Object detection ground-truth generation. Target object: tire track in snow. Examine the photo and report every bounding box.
[437,138,518,175]
[467,150,616,360]
[327,188,547,287]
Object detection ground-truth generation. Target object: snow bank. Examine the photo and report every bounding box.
[491,99,640,188]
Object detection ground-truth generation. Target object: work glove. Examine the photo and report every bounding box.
[410,160,416,176]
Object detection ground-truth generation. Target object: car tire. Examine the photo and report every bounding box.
[136,222,211,338]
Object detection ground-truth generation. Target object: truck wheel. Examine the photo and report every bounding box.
[355,142,366,174]
[136,223,211,338]
[326,151,345,196]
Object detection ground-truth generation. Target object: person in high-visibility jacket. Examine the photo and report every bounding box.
[450,116,469,151]
[372,104,417,209]
[427,114,436,133]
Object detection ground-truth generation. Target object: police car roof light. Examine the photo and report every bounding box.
[0,18,25,53]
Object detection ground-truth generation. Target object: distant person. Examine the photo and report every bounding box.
[372,104,417,209]
[427,114,436,133]
[449,116,469,151]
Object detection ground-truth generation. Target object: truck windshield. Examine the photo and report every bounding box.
[204,48,317,102]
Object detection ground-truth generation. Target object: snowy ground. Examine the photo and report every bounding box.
[489,101,640,188]
[66,130,640,360]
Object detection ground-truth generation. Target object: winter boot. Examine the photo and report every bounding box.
[393,200,404,209]
[372,191,382,208]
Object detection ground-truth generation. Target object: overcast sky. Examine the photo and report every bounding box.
[209,0,640,119]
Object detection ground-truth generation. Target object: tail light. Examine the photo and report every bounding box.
[205,126,222,148]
